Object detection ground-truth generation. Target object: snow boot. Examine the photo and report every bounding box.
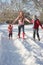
[18,33,20,38]
[38,37,40,41]
[22,32,25,39]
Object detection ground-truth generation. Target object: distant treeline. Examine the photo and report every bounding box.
[6,20,43,24]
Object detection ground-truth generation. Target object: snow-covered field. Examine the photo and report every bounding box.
[0,24,43,65]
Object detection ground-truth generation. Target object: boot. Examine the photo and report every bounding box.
[38,37,40,41]
[18,33,20,38]
[22,32,25,39]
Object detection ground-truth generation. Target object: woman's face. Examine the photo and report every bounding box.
[19,11,23,17]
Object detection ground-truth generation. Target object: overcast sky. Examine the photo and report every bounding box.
[0,0,40,16]
[1,0,11,3]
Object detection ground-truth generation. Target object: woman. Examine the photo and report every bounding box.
[13,11,30,39]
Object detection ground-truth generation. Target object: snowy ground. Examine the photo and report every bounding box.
[0,24,43,65]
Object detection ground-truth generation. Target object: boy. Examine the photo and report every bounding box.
[32,15,43,41]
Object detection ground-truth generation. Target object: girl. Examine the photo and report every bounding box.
[8,23,13,39]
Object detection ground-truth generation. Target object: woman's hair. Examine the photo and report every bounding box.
[19,11,25,22]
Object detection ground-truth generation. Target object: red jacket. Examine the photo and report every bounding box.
[8,24,13,33]
[32,19,42,29]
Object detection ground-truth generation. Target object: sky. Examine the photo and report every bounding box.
[1,0,11,4]
[0,0,40,16]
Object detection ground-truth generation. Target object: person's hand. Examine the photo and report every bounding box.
[31,19,34,23]
[42,25,43,29]
[42,27,43,29]
[11,22,13,25]
[12,21,15,24]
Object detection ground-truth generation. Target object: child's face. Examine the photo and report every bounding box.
[9,24,11,26]
[32,15,35,19]
[35,16,37,19]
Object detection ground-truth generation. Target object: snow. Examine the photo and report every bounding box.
[0,24,43,65]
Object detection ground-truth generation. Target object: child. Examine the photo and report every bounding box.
[32,15,43,41]
[13,11,30,39]
[8,23,13,39]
